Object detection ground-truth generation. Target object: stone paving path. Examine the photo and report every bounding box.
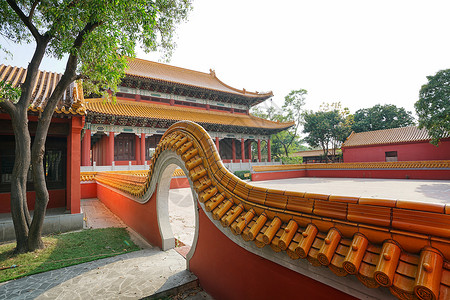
[0,198,211,300]
[81,198,126,229]
[0,248,193,300]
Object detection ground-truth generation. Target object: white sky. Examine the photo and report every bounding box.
[3,0,450,115]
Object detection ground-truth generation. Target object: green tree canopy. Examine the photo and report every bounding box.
[415,69,450,145]
[251,89,307,158]
[352,104,415,133]
[0,0,192,253]
[303,102,352,162]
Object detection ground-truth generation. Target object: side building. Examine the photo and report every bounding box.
[0,64,85,216]
[81,58,294,167]
[341,126,450,162]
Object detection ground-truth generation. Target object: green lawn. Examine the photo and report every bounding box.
[0,227,140,282]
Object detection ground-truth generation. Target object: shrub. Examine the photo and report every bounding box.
[234,170,251,180]
[281,156,303,164]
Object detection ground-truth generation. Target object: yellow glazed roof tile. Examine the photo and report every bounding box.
[92,120,450,300]
[126,57,273,99]
[85,98,294,130]
[0,64,85,115]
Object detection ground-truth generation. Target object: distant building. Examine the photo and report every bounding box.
[292,149,342,163]
[341,126,450,162]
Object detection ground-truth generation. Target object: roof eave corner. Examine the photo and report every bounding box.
[341,131,355,148]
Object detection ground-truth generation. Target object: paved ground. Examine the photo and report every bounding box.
[0,248,194,300]
[0,198,212,300]
[250,177,450,204]
[82,198,127,229]
[169,189,196,247]
[167,177,450,249]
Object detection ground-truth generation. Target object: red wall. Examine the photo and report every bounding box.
[0,189,66,213]
[343,139,450,162]
[189,208,356,300]
[305,169,450,180]
[96,183,162,249]
[81,182,97,199]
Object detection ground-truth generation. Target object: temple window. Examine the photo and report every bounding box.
[385,151,398,162]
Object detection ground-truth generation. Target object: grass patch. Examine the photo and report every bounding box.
[0,227,140,282]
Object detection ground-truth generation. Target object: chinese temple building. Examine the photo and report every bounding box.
[0,60,293,216]
[82,58,294,167]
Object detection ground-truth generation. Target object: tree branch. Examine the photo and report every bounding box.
[0,99,16,115]
[40,20,101,121]
[28,0,40,19]
[6,0,41,40]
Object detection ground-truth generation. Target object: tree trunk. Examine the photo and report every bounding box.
[10,110,32,253]
[7,39,49,252]
[28,135,48,250]
[28,113,54,250]
[28,71,76,251]
[283,144,289,157]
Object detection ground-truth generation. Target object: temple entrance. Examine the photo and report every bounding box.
[154,150,199,265]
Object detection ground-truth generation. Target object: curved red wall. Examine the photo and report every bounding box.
[189,208,356,300]
[96,184,162,249]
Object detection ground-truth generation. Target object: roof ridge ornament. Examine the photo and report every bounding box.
[209,69,216,77]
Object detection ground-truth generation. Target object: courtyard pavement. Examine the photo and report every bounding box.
[0,199,211,300]
[250,177,450,204]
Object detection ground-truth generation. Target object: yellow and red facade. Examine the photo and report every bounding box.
[81,58,293,167]
[0,64,86,214]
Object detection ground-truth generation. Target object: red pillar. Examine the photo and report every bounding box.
[267,138,271,162]
[215,137,220,151]
[102,136,107,165]
[232,139,236,162]
[241,138,245,162]
[67,116,83,214]
[140,133,146,164]
[135,135,141,165]
[247,141,252,162]
[257,139,261,162]
[81,129,91,166]
[106,132,115,166]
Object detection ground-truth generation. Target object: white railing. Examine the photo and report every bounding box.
[80,160,281,173]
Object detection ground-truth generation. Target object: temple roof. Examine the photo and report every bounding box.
[85,98,294,132]
[0,64,85,115]
[342,126,448,148]
[126,58,273,105]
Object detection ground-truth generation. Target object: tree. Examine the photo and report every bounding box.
[352,104,415,133]
[415,69,450,145]
[252,89,306,157]
[303,102,352,162]
[0,0,192,253]
[319,102,353,158]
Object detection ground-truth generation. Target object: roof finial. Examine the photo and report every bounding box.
[209,69,216,77]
